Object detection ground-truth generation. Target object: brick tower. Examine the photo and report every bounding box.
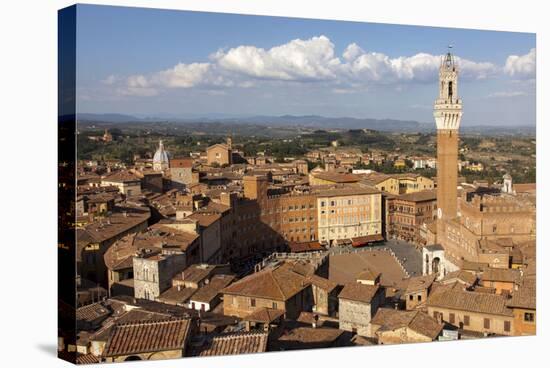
[434,48,462,222]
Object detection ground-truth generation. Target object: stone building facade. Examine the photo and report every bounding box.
[386,189,437,244]
[170,158,195,189]
[133,250,187,301]
[317,187,382,245]
[207,140,232,166]
[338,283,385,336]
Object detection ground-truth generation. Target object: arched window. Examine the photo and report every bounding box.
[448,81,453,99]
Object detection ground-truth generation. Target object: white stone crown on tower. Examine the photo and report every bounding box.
[434,50,463,130]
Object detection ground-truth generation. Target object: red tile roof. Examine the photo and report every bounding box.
[102,318,191,357]
[195,331,268,357]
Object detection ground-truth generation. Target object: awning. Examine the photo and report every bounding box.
[351,234,385,247]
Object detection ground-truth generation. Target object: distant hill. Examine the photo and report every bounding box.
[77,113,145,122]
[77,112,535,135]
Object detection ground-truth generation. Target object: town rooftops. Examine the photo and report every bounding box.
[76,302,111,323]
[133,224,200,252]
[187,212,221,228]
[101,170,141,183]
[158,285,197,306]
[190,274,236,304]
[172,264,221,286]
[170,158,193,168]
[307,274,339,292]
[427,289,513,317]
[440,270,478,286]
[396,189,437,202]
[404,274,436,294]
[76,205,151,247]
[481,268,521,284]
[507,279,536,310]
[103,318,191,357]
[194,331,268,357]
[316,186,380,197]
[273,326,345,349]
[222,262,310,301]
[338,282,380,304]
[371,308,443,340]
[244,307,285,324]
[312,172,361,183]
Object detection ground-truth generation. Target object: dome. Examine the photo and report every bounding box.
[153,140,170,164]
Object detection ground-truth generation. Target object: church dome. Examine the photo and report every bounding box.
[153,140,170,165]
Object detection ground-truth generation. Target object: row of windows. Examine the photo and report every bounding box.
[320,197,375,207]
[434,311,512,332]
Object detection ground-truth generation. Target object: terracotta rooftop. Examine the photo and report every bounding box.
[133,224,199,252]
[222,262,310,301]
[317,186,380,197]
[158,285,197,306]
[103,318,191,357]
[195,331,268,357]
[170,158,193,168]
[307,274,339,292]
[338,282,380,304]
[427,289,513,317]
[76,302,111,323]
[187,212,221,228]
[312,172,361,183]
[440,270,478,286]
[396,189,437,203]
[481,268,521,284]
[404,274,436,294]
[77,205,150,248]
[172,264,219,285]
[101,170,141,183]
[275,326,344,347]
[372,308,443,340]
[244,308,285,323]
[190,274,236,303]
[507,279,536,310]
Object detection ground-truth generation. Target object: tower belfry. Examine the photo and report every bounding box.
[434,47,463,221]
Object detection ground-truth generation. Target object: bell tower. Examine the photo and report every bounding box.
[434,47,463,221]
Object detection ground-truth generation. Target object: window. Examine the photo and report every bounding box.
[524,312,535,322]
[409,295,413,301]
[321,201,326,207]
[449,313,455,324]
[464,315,470,326]
[272,302,278,309]
[250,298,256,307]
[484,318,491,329]
[504,321,511,332]
[417,295,422,302]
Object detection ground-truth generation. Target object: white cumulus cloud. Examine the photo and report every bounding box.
[104,35,525,97]
[213,35,341,81]
[504,48,536,79]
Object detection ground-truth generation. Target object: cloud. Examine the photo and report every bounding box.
[101,74,118,85]
[105,35,524,97]
[487,91,528,98]
[504,48,535,79]
[342,43,364,62]
[213,35,341,81]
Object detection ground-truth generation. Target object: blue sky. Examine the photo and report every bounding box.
[75,4,536,126]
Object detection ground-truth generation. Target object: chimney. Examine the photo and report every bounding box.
[177,285,182,291]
